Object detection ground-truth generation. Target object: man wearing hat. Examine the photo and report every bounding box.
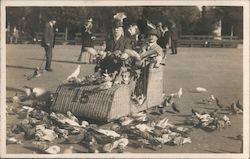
[170,23,178,54]
[99,19,132,74]
[41,17,56,71]
[140,29,164,68]
[78,18,96,63]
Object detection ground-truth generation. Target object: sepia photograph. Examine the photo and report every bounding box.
[1,0,249,158]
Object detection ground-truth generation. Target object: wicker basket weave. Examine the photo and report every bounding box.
[51,84,130,122]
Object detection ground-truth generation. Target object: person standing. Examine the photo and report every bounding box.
[41,18,56,72]
[78,18,96,63]
[170,23,178,54]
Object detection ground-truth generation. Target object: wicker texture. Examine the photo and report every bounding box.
[146,66,164,107]
[51,84,130,122]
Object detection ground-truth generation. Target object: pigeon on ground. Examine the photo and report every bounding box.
[23,86,48,99]
[66,65,81,83]
[26,67,41,80]
[45,145,61,154]
[12,92,20,102]
[236,99,243,110]
[231,102,243,114]
[170,88,182,98]
[191,108,200,116]
[215,97,224,109]
[195,87,207,92]
[209,109,219,118]
[171,102,180,113]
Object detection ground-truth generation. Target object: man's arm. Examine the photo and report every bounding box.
[43,23,50,46]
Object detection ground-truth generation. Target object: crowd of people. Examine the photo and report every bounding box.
[40,13,179,99]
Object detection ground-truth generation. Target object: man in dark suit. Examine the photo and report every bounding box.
[41,18,56,71]
[99,20,132,74]
[170,23,178,54]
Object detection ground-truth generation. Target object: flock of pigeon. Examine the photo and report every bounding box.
[6,65,243,154]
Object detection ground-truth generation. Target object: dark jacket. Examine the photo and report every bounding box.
[105,35,132,52]
[170,27,179,41]
[81,26,93,48]
[41,22,55,48]
[99,35,132,74]
[157,31,170,48]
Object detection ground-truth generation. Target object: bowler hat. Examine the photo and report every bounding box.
[148,29,161,38]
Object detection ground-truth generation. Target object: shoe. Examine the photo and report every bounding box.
[46,68,53,72]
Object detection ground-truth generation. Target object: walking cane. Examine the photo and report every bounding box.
[25,55,46,80]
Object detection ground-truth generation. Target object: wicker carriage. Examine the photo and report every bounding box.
[51,65,164,122]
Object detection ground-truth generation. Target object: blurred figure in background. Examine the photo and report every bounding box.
[170,23,178,54]
[78,18,97,63]
[11,26,19,44]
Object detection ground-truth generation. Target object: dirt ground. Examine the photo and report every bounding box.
[5,44,243,154]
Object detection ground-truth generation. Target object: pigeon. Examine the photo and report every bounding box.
[66,111,79,123]
[236,99,243,110]
[171,102,180,113]
[113,12,127,22]
[44,145,61,154]
[191,108,200,116]
[215,97,224,109]
[162,96,172,107]
[63,146,74,154]
[66,65,81,83]
[209,109,219,118]
[170,88,182,98]
[23,86,49,100]
[195,87,207,92]
[26,67,41,80]
[231,102,242,114]
[7,137,19,144]
[12,92,20,102]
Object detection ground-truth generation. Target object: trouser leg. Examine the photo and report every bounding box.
[45,46,52,69]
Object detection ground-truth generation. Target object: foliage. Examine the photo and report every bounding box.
[6,6,243,39]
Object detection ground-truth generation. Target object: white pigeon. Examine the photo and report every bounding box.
[12,92,20,102]
[170,88,182,98]
[195,87,207,92]
[23,86,48,99]
[210,94,215,101]
[45,145,61,154]
[113,12,127,22]
[66,65,81,82]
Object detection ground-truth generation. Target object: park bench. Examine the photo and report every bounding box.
[178,35,241,48]
[74,33,106,46]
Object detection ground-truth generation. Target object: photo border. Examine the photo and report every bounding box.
[1,0,249,158]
